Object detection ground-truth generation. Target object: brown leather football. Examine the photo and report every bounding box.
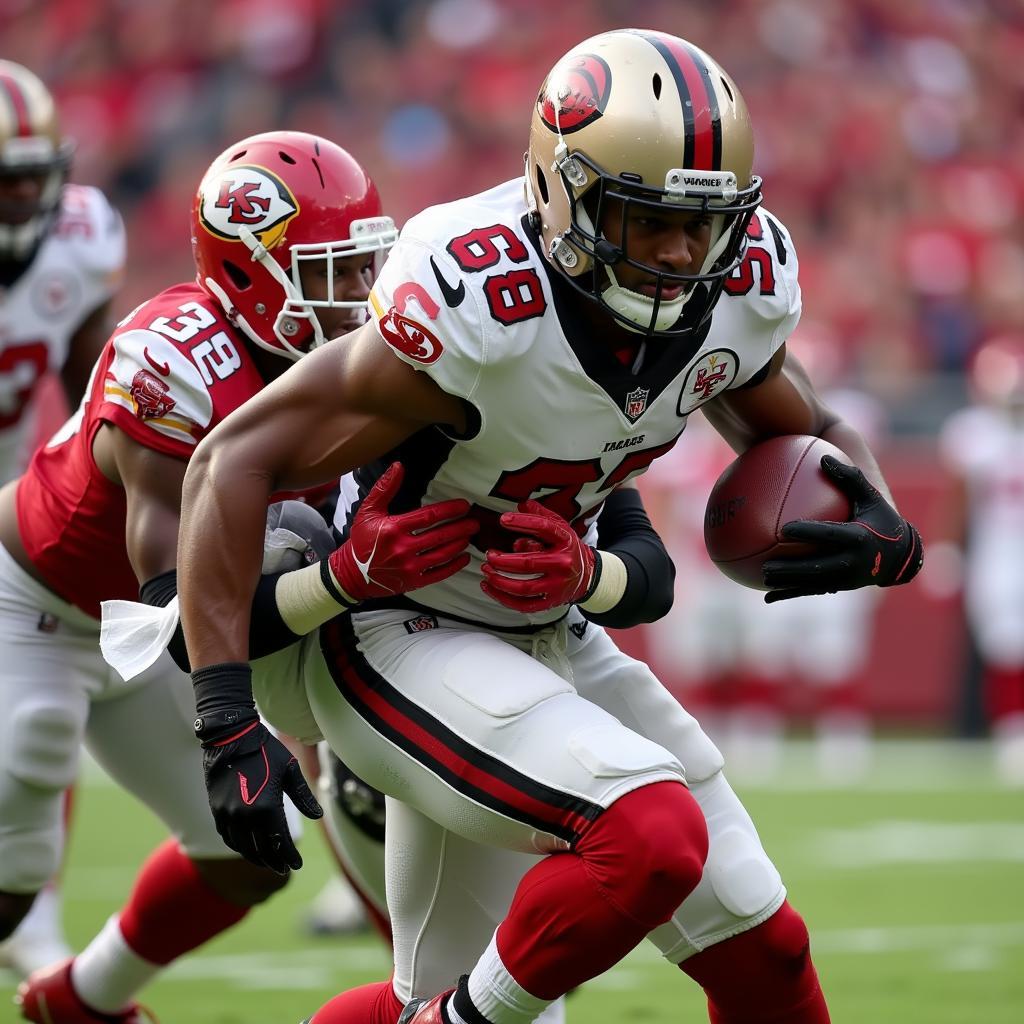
[703,435,853,590]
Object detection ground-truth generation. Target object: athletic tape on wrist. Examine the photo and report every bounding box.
[578,551,628,614]
[274,560,357,635]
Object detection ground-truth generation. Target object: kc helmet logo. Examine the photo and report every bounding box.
[198,165,300,249]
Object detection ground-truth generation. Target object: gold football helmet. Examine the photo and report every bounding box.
[526,30,761,338]
[0,60,74,260]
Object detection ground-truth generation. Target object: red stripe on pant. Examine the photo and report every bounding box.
[329,625,595,839]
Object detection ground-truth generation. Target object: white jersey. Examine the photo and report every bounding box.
[346,178,800,627]
[0,184,125,483]
[940,404,1024,663]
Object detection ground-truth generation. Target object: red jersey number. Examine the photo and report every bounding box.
[448,225,547,326]
[723,214,778,297]
[471,444,678,551]
[0,341,49,428]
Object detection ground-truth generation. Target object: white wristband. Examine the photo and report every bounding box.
[274,561,357,636]
[578,551,628,614]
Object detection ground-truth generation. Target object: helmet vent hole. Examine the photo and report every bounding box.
[652,73,662,100]
[720,76,734,103]
[230,149,247,161]
[312,157,325,189]
[223,260,252,291]
[278,151,297,164]
[535,163,549,205]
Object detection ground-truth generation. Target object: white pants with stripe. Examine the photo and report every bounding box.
[292,605,785,1002]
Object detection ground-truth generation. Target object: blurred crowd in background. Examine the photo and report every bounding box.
[5,0,1023,427]
[4,0,1024,775]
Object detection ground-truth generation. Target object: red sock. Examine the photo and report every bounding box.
[118,840,249,965]
[497,781,708,1000]
[680,901,830,1023]
[310,979,403,1023]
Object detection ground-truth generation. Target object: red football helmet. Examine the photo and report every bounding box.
[0,61,74,260]
[192,131,396,360]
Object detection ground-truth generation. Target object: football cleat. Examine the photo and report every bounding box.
[397,989,455,1024]
[16,959,158,1023]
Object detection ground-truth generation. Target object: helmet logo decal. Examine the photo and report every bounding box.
[216,180,271,223]
[538,54,611,135]
[198,164,299,248]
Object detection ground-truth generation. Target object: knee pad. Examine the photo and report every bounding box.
[578,781,708,931]
[0,831,61,894]
[8,701,81,792]
[707,826,784,920]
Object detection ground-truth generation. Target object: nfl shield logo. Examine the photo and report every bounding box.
[624,387,649,422]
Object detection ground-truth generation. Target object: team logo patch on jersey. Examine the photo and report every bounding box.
[129,369,176,420]
[197,165,299,250]
[32,270,79,318]
[378,306,444,364]
[677,349,739,415]
[624,386,650,422]
[403,614,439,634]
[538,54,612,134]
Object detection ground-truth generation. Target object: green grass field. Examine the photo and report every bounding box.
[3,740,1022,1023]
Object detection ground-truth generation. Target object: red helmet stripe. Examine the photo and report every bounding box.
[0,73,32,137]
[633,31,722,172]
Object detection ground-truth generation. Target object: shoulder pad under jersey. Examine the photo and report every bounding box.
[368,181,543,400]
[51,185,126,299]
[712,207,802,389]
[102,326,214,455]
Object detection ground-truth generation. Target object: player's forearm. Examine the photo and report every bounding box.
[178,435,272,669]
[819,419,895,507]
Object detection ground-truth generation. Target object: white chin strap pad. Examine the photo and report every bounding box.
[602,264,686,334]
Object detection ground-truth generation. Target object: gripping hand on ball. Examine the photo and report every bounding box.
[761,455,923,603]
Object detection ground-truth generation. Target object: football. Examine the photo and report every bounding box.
[703,434,853,590]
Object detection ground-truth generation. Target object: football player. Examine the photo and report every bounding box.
[939,334,1024,784]
[0,60,125,978]
[4,130,472,1024]
[175,31,924,1024]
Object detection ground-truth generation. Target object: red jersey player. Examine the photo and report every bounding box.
[0,59,125,978]
[3,131,473,1024]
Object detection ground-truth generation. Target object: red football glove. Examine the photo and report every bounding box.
[329,462,478,602]
[480,499,597,613]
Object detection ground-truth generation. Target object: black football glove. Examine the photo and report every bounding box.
[192,663,322,874]
[761,455,923,604]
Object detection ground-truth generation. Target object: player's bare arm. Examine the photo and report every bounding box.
[92,422,186,583]
[702,343,894,503]
[704,344,921,600]
[178,320,466,669]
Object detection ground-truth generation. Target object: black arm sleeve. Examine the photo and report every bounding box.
[140,570,304,674]
[581,487,676,630]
